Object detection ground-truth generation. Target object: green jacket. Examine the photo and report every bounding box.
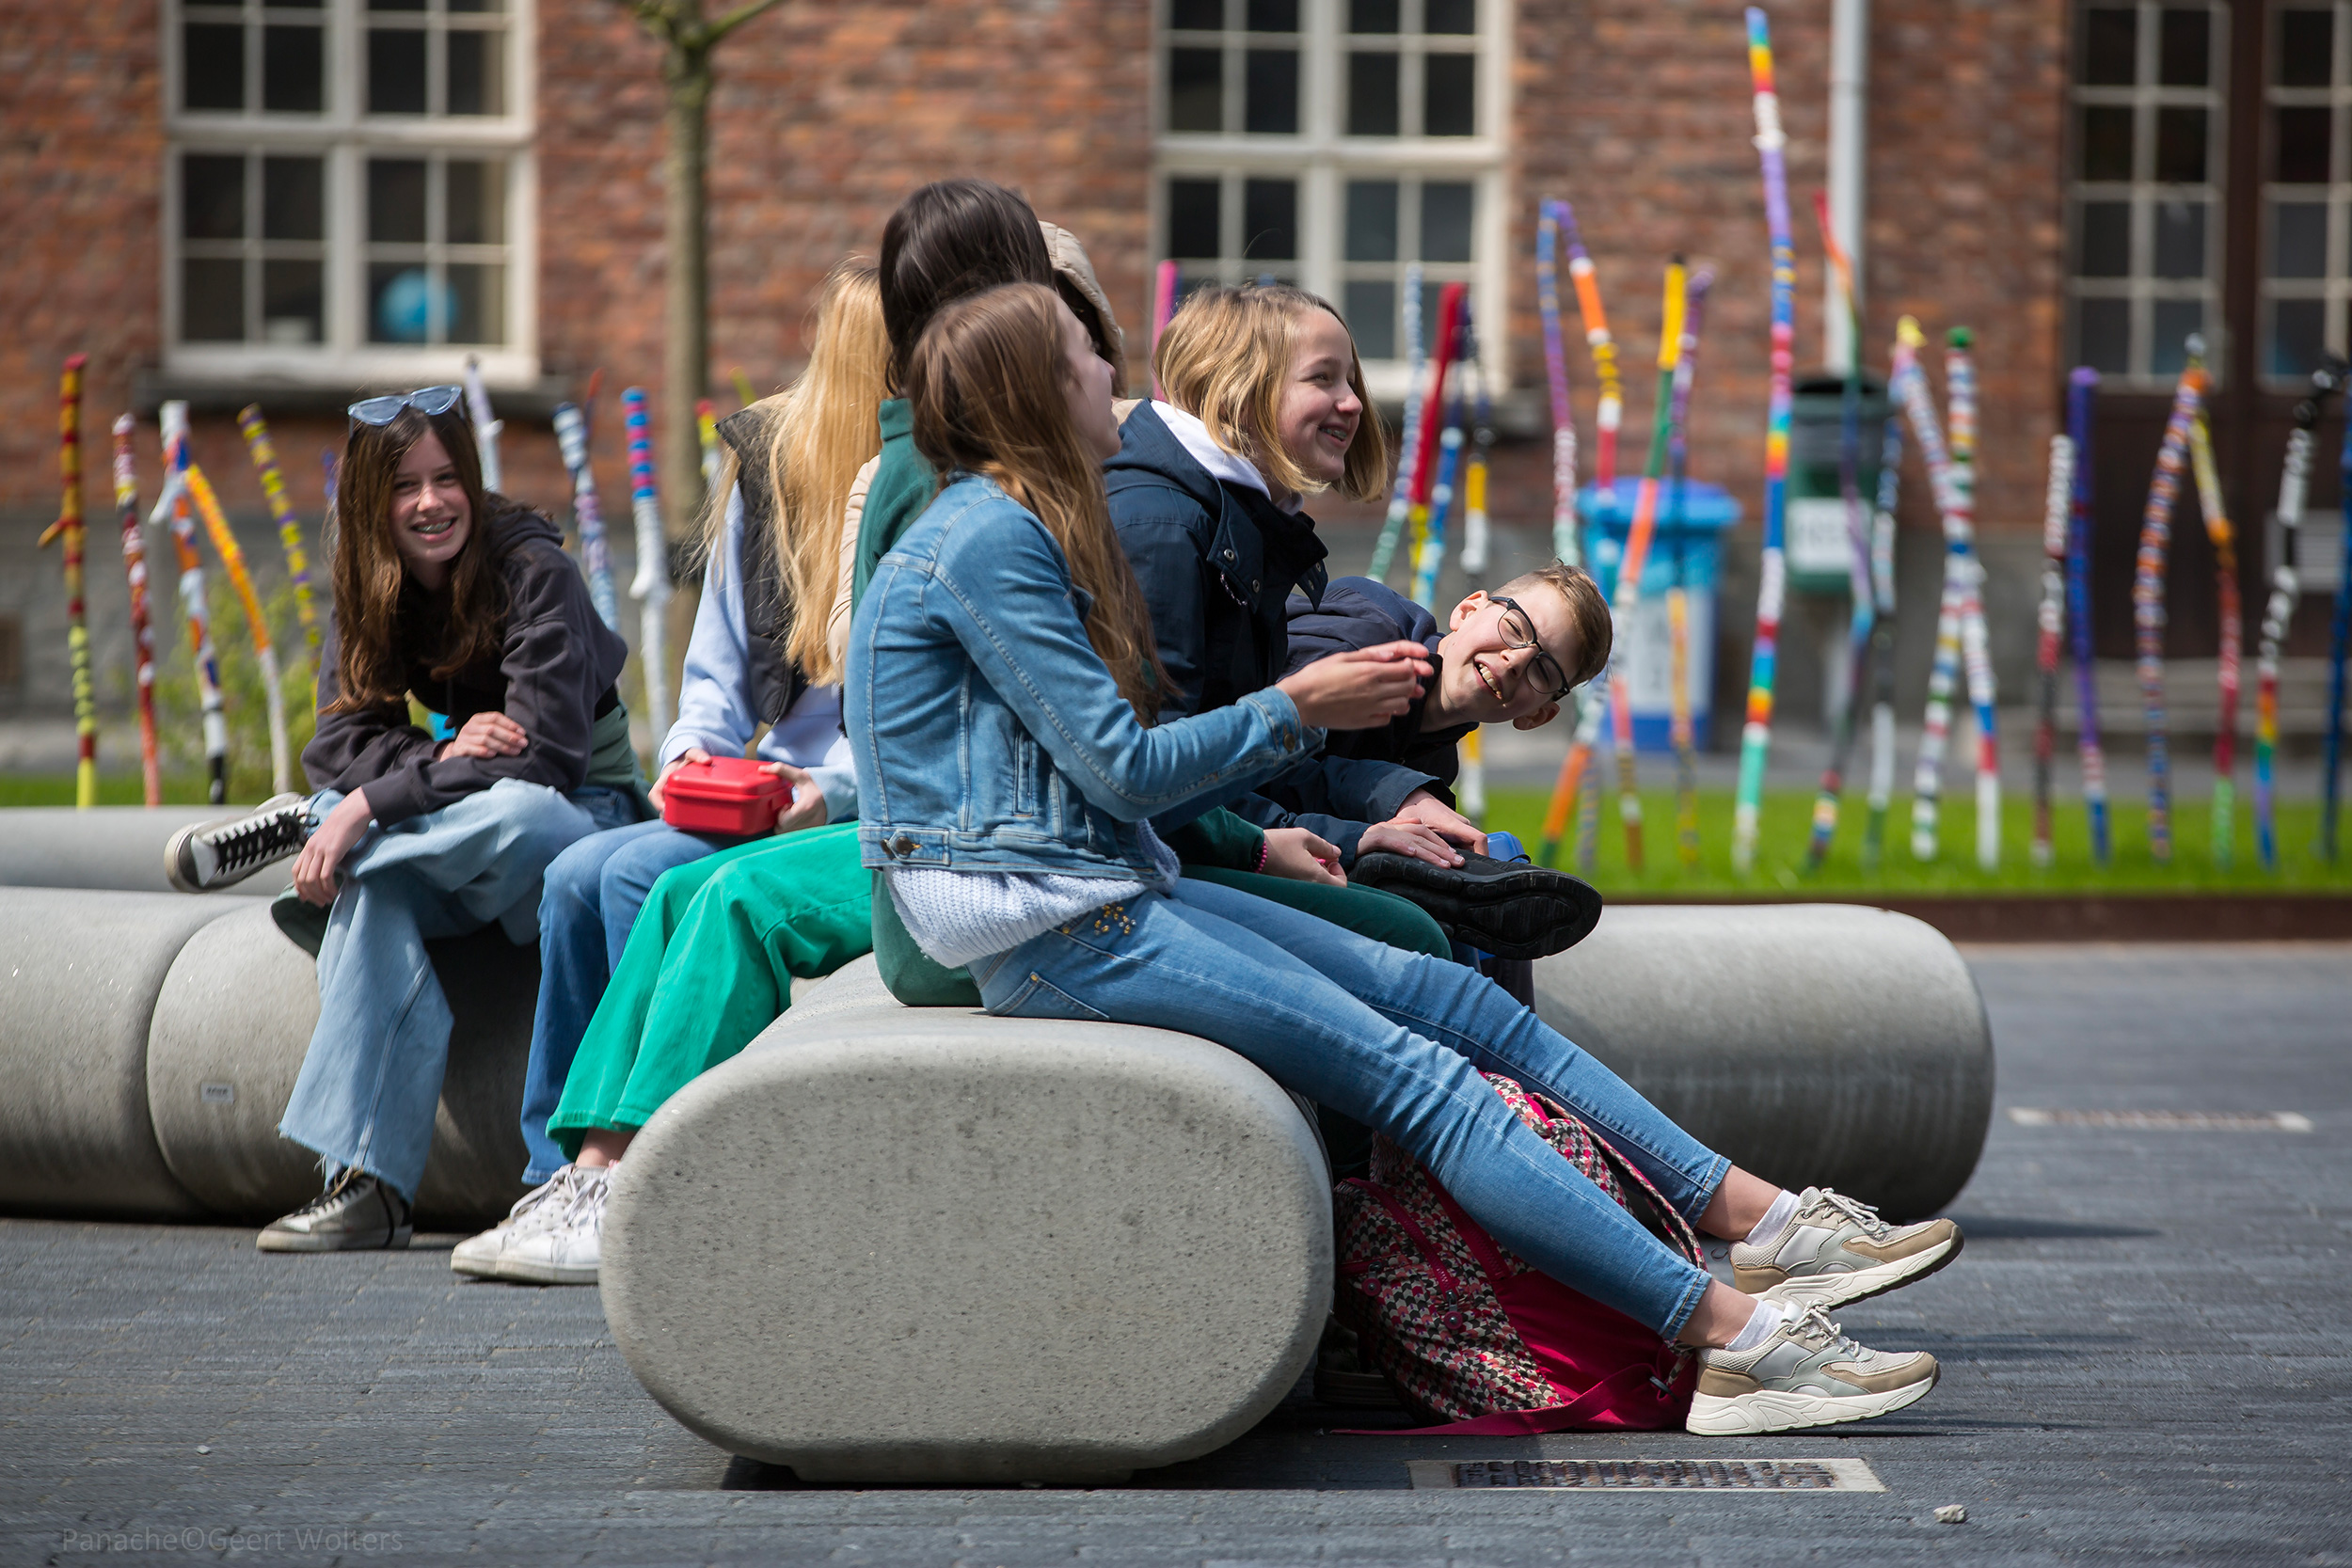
[850,399,934,610]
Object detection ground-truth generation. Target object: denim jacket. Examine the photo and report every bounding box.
[846,473,1322,881]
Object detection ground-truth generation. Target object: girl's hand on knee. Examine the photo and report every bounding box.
[764,762,826,836]
[294,788,374,906]
[1263,827,1345,886]
[1275,641,1431,731]
[647,746,713,813]
[437,710,528,762]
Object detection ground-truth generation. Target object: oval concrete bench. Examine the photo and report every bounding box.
[1534,904,1993,1220]
[600,957,1333,1486]
[0,806,294,895]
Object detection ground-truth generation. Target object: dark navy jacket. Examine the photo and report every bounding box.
[1104,402,1435,859]
[1282,576,1473,801]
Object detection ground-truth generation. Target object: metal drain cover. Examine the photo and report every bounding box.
[2009,1108,2313,1132]
[1408,1458,1885,1492]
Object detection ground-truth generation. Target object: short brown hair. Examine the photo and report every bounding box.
[1498,561,1613,691]
[1152,284,1390,503]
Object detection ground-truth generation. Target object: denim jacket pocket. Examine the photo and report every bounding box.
[984,967,1113,1024]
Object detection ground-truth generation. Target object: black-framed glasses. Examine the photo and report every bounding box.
[1490,594,1574,702]
[347,386,464,426]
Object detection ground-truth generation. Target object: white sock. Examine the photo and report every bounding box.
[1724,1297,1785,1354]
[1745,1189,1801,1248]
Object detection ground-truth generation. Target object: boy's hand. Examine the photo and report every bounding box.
[1391,786,1487,857]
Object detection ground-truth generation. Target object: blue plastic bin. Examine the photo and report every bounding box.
[1578,478,1743,752]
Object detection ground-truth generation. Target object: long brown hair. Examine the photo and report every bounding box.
[698,259,888,686]
[906,282,1166,722]
[326,406,506,713]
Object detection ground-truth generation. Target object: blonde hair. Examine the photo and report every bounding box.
[700,258,888,685]
[907,283,1167,722]
[1498,561,1613,690]
[1152,284,1390,504]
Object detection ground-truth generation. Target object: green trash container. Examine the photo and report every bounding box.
[1785,369,1893,594]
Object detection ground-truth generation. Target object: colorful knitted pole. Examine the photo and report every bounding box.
[1413,302,1474,608]
[1667,270,1714,870]
[2327,406,2352,860]
[1537,201,1581,568]
[37,356,96,806]
[1558,201,1623,489]
[2064,370,2109,863]
[731,369,758,409]
[2032,429,2077,867]
[696,398,721,497]
[553,401,622,631]
[463,354,503,494]
[624,388,675,738]
[113,415,162,807]
[2136,344,2206,863]
[153,404,228,803]
[1732,5,1794,875]
[2185,407,2241,866]
[181,452,291,795]
[1460,344,1494,579]
[1893,320,1964,861]
[1369,266,1428,581]
[1803,192,1872,873]
[2258,364,2344,867]
[1861,414,1903,869]
[1946,328,2001,870]
[235,405,321,660]
[1149,261,1180,400]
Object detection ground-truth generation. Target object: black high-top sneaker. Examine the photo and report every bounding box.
[256,1168,413,1252]
[1349,850,1604,960]
[166,794,309,892]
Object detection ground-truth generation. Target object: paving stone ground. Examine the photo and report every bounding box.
[3,942,2346,1565]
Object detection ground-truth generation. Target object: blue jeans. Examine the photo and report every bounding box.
[519,819,732,1184]
[278,780,636,1200]
[970,877,1724,1338]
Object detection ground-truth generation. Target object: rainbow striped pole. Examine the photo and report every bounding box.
[2327,404,2352,859]
[462,354,503,494]
[2064,370,2109,863]
[553,401,622,631]
[1861,414,1903,868]
[1731,5,1794,875]
[2258,364,2344,866]
[1803,192,1873,873]
[2137,342,2206,863]
[113,415,163,807]
[153,404,229,803]
[2185,405,2241,866]
[1667,269,1714,870]
[1893,321,1963,861]
[1369,266,1428,581]
[2032,429,2077,867]
[1537,201,1581,568]
[1947,328,2001,871]
[235,405,321,660]
[624,388,675,738]
[37,356,96,806]
[180,449,292,795]
[1413,302,1474,607]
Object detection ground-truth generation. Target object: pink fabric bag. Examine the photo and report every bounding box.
[1332,1073,1706,1433]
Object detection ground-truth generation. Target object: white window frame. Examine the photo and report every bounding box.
[162,0,539,386]
[1152,0,1512,399]
[2261,1,2352,387]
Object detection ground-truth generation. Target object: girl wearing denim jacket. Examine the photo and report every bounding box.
[847,281,1963,1437]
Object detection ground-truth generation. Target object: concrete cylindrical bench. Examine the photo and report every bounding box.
[0,806,294,896]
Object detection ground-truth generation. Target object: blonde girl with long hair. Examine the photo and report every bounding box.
[453,260,892,1286]
[849,281,1955,1438]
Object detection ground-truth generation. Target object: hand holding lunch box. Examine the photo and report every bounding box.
[660,753,804,837]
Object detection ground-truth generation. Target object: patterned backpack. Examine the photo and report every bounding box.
[1332,1073,1707,1433]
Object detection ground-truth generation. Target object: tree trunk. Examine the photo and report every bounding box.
[661,47,711,540]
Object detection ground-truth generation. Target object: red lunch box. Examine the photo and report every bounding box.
[661,755,793,836]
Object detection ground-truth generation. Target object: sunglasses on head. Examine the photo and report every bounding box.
[347,386,464,426]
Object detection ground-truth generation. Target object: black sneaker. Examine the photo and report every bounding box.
[167,794,309,893]
[1349,850,1603,960]
[255,1169,413,1252]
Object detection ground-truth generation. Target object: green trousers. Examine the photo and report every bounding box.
[547,822,869,1153]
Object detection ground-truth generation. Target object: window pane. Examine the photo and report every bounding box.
[2078,200,2131,276]
[1346,179,1400,260]
[2157,8,2208,86]
[262,260,324,344]
[369,28,427,114]
[1422,181,1472,261]
[2154,105,2206,182]
[446,160,507,245]
[1344,280,1396,359]
[2274,201,2328,277]
[1243,178,1296,260]
[2081,8,2137,85]
[370,0,426,10]
[2077,296,2131,372]
[1347,52,1399,135]
[183,259,246,341]
[447,29,505,115]
[2276,105,2332,182]
[183,23,246,111]
[1245,49,1297,133]
[446,262,506,344]
[262,24,323,112]
[1168,178,1221,258]
[2080,104,2135,180]
[1246,0,1295,31]
[2271,297,2329,376]
[449,0,506,12]
[370,262,446,342]
[262,156,324,240]
[2153,200,2205,277]
[2152,299,2203,372]
[1424,54,1475,135]
[183,154,246,241]
[1351,0,1398,31]
[1426,0,1475,33]
[1168,48,1222,133]
[1168,0,1221,29]
[2280,9,2334,87]
[369,157,427,243]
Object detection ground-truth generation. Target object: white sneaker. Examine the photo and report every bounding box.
[167,793,310,892]
[1686,1303,1941,1435]
[450,1165,583,1280]
[491,1165,609,1286]
[1732,1187,1963,1310]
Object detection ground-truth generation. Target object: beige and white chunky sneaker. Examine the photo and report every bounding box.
[451,1164,586,1281]
[492,1164,609,1286]
[1686,1304,1940,1435]
[1734,1188,1963,1310]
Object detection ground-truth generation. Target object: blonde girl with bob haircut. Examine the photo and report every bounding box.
[849,280,1958,1438]
[453,261,893,1287]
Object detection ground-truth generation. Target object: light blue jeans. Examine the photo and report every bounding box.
[278,779,637,1201]
[969,876,1724,1338]
[518,819,731,1183]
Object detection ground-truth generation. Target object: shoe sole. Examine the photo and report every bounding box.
[1685,1364,1940,1435]
[450,1244,508,1279]
[486,1253,599,1286]
[1351,857,1603,959]
[164,824,209,894]
[256,1226,414,1253]
[1757,1232,1963,1311]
